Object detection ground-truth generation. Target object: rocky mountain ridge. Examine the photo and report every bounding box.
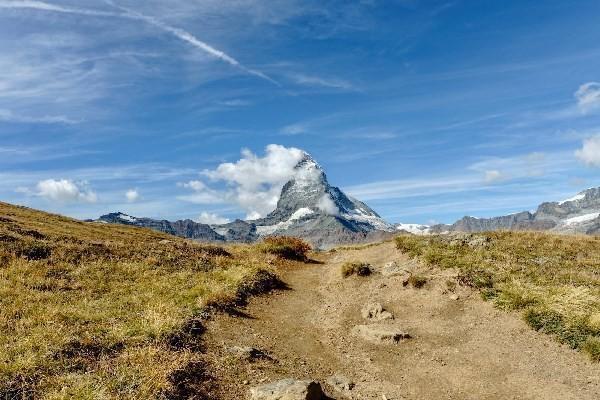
[95,154,599,244]
[96,153,397,248]
[430,187,600,235]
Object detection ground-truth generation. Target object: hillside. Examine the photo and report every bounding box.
[0,202,305,399]
[2,202,600,399]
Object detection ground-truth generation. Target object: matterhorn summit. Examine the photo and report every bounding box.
[250,152,395,247]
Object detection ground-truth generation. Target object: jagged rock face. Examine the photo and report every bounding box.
[251,154,394,247]
[213,219,258,243]
[97,213,225,241]
[431,187,600,235]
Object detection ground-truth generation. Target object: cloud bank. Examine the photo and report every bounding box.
[181,144,306,219]
[34,179,97,203]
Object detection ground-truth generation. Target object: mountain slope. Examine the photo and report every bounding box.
[431,187,600,234]
[0,201,280,399]
[96,153,396,248]
[250,154,394,247]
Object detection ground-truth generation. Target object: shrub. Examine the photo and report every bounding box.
[583,337,600,362]
[408,275,427,288]
[395,236,425,258]
[341,261,372,278]
[258,236,311,261]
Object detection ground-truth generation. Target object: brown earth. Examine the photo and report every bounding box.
[200,240,600,399]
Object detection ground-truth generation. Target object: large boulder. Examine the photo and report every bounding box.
[250,379,325,400]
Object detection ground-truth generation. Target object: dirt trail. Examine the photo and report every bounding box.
[202,241,600,399]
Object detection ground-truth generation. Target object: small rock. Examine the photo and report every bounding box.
[326,374,355,392]
[352,324,411,344]
[250,379,325,400]
[228,346,271,361]
[159,239,172,244]
[380,261,410,277]
[449,294,460,301]
[361,303,394,321]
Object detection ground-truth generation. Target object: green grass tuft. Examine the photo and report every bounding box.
[341,261,372,278]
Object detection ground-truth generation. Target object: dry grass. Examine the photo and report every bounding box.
[407,274,427,288]
[0,202,286,399]
[257,236,311,261]
[395,231,600,361]
[341,261,372,278]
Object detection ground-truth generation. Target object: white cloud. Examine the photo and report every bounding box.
[483,170,505,183]
[197,211,230,225]
[181,144,306,218]
[575,135,600,167]
[575,82,600,114]
[34,179,97,203]
[316,194,339,216]
[125,189,140,202]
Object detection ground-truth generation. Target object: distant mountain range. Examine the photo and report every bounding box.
[95,152,599,246]
[430,187,600,235]
[96,153,397,248]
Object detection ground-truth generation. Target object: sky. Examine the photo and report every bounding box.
[1,0,600,225]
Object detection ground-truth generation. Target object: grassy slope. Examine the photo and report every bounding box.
[0,202,289,399]
[396,231,600,361]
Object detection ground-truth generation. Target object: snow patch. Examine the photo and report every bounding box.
[255,208,314,236]
[343,211,393,231]
[396,223,430,235]
[558,193,586,205]
[117,213,136,222]
[564,212,600,225]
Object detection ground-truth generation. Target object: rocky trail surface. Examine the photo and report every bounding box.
[200,241,600,399]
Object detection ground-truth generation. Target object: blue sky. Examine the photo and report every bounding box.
[1,0,600,225]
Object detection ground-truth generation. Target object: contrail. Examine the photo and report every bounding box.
[0,0,120,16]
[105,1,280,85]
[0,0,279,85]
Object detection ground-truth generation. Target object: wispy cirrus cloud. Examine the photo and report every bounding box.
[0,0,277,85]
[0,108,79,124]
[289,73,355,90]
[575,82,600,114]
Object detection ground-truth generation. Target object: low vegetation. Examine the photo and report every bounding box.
[0,202,292,399]
[257,236,312,261]
[407,274,427,288]
[395,231,600,361]
[341,261,372,278]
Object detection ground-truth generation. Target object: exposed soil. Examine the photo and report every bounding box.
[200,241,600,399]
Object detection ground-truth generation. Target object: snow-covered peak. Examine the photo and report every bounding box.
[558,192,586,205]
[395,223,430,235]
[116,213,136,222]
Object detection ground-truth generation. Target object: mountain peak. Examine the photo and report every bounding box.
[253,152,394,245]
